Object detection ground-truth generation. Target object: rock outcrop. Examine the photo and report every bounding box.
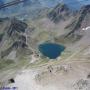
[0,17,32,59]
[48,3,72,23]
[66,5,90,37]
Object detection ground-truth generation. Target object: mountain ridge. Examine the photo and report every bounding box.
[0,17,32,59]
[48,3,73,23]
[66,4,90,37]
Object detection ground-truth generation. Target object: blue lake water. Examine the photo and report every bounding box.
[39,43,65,59]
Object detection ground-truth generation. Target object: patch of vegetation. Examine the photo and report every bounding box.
[0,59,15,70]
[18,57,30,67]
[26,58,49,68]
[0,33,4,42]
[54,34,82,45]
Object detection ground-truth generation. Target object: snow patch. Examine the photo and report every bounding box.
[82,26,90,31]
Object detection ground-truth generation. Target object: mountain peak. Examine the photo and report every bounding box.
[80,4,90,13]
[48,3,72,23]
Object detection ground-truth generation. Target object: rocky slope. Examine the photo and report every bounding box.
[48,3,72,23]
[0,0,88,19]
[66,5,90,37]
[49,4,90,45]
[0,17,32,59]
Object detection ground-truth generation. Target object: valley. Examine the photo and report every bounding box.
[0,1,90,90]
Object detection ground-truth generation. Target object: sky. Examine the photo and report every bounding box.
[77,0,90,5]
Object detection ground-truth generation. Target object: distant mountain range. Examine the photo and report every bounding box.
[1,0,89,8]
[0,0,90,17]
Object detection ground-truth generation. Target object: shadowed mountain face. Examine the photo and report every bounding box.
[7,18,27,36]
[66,5,90,37]
[0,18,32,59]
[48,4,90,44]
[48,4,90,35]
[48,3,72,23]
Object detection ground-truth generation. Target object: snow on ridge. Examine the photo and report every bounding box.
[82,26,90,31]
